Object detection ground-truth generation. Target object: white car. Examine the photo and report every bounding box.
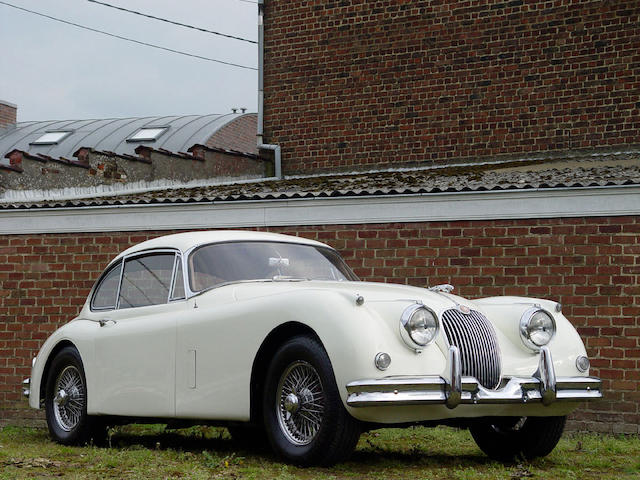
[25,231,601,465]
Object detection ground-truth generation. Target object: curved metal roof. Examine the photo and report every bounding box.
[0,113,251,160]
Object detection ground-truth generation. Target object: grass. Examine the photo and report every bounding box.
[0,424,638,479]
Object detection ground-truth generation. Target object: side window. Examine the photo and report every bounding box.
[170,256,185,301]
[92,261,122,310]
[119,253,175,308]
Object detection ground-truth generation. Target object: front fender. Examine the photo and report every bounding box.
[474,296,589,377]
[29,319,96,409]
[275,291,449,407]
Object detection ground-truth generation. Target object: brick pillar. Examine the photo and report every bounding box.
[0,100,17,127]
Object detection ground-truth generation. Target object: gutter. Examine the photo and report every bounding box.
[257,0,282,179]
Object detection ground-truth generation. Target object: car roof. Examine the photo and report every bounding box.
[114,230,330,261]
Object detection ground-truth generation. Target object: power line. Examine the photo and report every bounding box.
[0,1,257,71]
[87,0,257,45]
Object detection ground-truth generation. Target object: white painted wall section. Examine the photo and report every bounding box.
[0,186,638,234]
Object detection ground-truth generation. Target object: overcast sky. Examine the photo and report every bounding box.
[0,0,258,122]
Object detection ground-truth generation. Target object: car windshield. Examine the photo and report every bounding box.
[188,241,358,292]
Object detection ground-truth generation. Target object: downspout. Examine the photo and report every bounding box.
[257,0,282,179]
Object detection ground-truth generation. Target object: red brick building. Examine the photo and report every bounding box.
[262,0,639,174]
[1,0,639,434]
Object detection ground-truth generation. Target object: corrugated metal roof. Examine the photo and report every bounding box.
[0,113,252,162]
[2,153,638,209]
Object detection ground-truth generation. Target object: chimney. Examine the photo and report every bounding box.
[0,100,17,128]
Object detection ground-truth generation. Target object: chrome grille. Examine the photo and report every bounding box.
[441,308,501,390]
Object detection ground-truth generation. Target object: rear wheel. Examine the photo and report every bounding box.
[470,416,567,461]
[44,346,106,445]
[263,336,360,466]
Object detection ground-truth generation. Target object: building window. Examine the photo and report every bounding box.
[127,127,168,142]
[31,131,72,145]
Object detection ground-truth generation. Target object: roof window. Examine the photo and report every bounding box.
[127,127,168,142]
[31,131,72,145]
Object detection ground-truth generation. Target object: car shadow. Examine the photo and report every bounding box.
[106,428,498,470]
[108,429,271,455]
[349,448,494,467]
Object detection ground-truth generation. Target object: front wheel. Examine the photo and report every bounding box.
[263,336,360,466]
[470,416,567,462]
[44,346,105,445]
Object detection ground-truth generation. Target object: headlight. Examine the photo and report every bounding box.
[520,308,556,350]
[400,304,439,349]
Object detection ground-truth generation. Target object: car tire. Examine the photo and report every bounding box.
[263,335,361,466]
[44,346,105,445]
[470,416,567,462]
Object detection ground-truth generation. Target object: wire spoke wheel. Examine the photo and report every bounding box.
[52,365,85,432]
[276,360,325,445]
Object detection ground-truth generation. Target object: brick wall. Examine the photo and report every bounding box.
[206,114,258,154]
[263,0,640,174]
[0,101,17,128]
[1,216,638,431]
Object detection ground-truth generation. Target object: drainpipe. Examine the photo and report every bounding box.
[257,0,282,179]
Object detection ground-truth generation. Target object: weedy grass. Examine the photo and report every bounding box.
[0,424,637,479]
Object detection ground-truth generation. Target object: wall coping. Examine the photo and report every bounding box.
[0,185,638,234]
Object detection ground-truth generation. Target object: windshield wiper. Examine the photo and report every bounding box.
[193,277,309,296]
[271,275,309,282]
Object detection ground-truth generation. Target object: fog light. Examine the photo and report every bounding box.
[576,355,590,372]
[375,352,391,371]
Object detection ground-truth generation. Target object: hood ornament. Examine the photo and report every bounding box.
[457,304,471,315]
[428,284,454,294]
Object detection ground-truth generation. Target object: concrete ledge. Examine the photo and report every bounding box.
[0,185,638,234]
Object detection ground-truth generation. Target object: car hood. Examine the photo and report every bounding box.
[230,279,471,313]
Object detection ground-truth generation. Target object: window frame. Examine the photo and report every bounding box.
[90,248,184,312]
[90,260,123,311]
[169,253,186,302]
[184,240,359,296]
[126,126,169,143]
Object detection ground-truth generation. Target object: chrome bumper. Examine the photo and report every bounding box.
[22,378,30,398]
[346,346,602,408]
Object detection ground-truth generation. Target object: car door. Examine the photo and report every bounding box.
[90,250,186,417]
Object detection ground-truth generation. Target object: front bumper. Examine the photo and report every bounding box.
[346,346,602,408]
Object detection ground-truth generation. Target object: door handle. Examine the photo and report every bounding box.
[98,319,117,327]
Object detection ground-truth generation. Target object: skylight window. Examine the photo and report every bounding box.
[31,131,72,145]
[127,127,168,142]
